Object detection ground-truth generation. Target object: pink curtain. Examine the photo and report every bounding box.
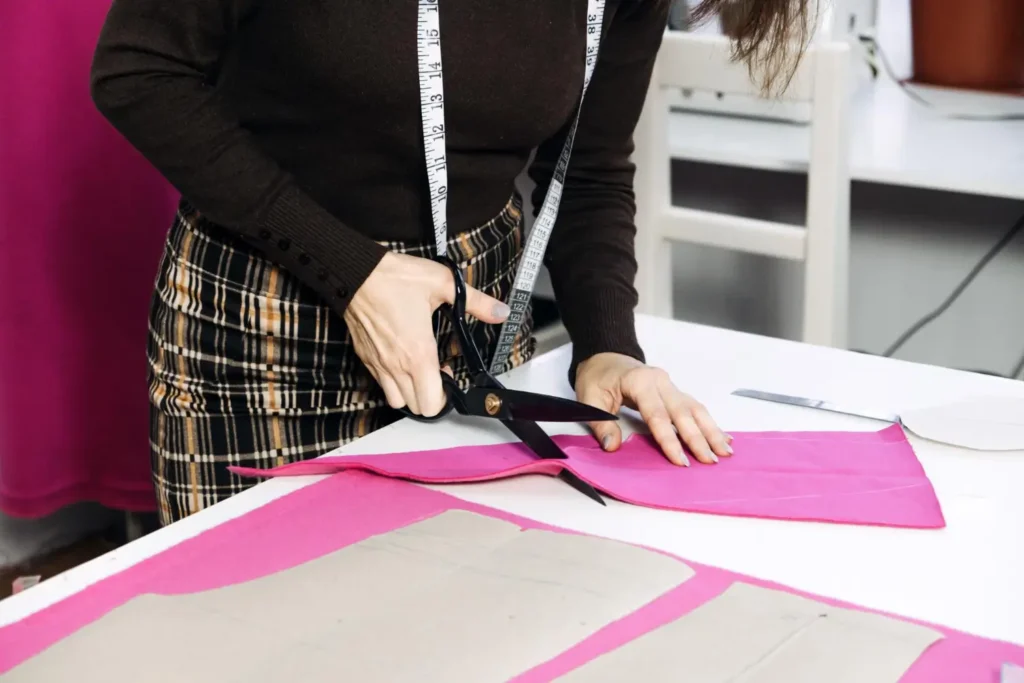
[0,0,179,517]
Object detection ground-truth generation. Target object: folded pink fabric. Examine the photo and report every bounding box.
[231,424,945,529]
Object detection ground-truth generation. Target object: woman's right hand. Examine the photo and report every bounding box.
[343,252,511,416]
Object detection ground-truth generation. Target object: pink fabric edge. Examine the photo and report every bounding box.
[0,472,1015,681]
[227,425,946,530]
[230,458,946,530]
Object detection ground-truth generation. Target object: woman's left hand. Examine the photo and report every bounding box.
[574,352,733,466]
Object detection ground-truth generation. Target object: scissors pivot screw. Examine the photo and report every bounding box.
[484,393,503,416]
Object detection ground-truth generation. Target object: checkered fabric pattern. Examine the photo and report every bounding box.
[148,195,535,525]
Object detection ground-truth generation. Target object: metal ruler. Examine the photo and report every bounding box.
[731,389,903,424]
[416,0,607,375]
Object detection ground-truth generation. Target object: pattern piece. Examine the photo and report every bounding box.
[557,582,943,682]
[1,474,1019,682]
[0,511,692,683]
[232,425,946,528]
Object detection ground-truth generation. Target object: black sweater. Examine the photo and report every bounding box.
[91,0,669,376]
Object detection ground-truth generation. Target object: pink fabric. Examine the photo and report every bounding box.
[231,424,946,529]
[0,472,1017,680]
[0,1,179,516]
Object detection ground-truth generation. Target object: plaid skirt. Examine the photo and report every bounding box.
[148,195,535,525]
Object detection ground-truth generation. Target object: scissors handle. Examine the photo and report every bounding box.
[397,373,461,423]
[395,254,482,423]
[434,254,487,372]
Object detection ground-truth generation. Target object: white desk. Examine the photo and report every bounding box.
[669,78,1024,202]
[2,315,1023,648]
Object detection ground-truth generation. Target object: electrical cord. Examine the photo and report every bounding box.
[858,35,1024,122]
[880,211,1024,364]
[1012,347,1024,380]
[854,35,1024,376]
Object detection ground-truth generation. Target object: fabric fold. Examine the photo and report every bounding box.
[231,425,945,529]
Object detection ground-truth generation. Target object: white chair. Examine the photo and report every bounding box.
[632,31,852,348]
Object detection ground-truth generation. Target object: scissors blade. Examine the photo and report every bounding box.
[500,419,568,460]
[499,389,618,423]
[500,419,607,505]
[556,470,607,506]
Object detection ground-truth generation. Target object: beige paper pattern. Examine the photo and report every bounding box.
[557,581,943,683]
[2,510,693,683]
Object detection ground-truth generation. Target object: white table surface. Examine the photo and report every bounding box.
[2,315,1023,648]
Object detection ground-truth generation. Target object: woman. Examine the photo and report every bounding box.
[91,0,807,525]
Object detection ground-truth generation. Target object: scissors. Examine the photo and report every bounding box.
[398,255,617,505]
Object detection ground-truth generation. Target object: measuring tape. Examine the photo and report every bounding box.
[417,0,607,375]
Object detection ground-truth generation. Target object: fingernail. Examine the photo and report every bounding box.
[725,433,734,442]
[725,443,734,454]
[493,302,510,319]
[708,452,719,463]
[601,435,613,449]
[677,450,690,467]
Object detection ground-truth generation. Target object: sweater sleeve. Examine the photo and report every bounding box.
[528,0,669,386]
[90,0,387,312]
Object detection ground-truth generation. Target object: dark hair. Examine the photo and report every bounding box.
[689,0,814,94]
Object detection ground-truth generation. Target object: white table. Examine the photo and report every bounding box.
[668,79,1024,202]
[2,315,1023,649]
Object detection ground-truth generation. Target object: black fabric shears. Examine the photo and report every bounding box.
[398,255,616,505]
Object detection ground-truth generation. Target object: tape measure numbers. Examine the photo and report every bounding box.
[416,0,607,375]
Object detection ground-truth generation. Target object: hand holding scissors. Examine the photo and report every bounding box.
[397,255,618,504]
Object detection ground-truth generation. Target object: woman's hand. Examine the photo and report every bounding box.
[574,352,732,466]
[344,252,510,416]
